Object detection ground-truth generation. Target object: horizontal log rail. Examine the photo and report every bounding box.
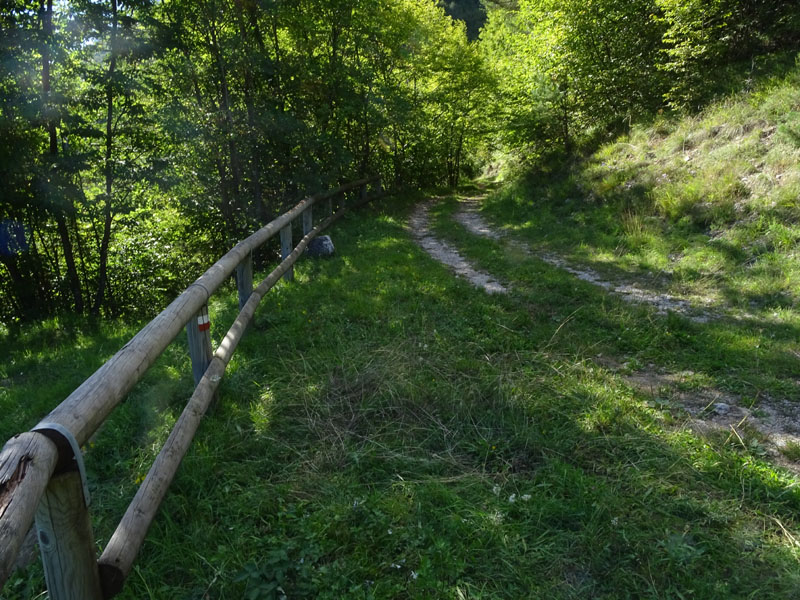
[0,175,382,599]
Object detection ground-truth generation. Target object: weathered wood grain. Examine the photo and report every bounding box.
[0,176,378,593]
[303,206,313,236]
[35,176,375,449]
[280,224,293,282]
[186,304,213,386]
[0,433,59,588]
[36,470,102,600]
[236,252,253,311]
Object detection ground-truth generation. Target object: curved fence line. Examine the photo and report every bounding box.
[0,175,382,599]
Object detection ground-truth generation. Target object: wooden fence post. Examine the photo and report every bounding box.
[35,471,102,600]
[186,304,213,386]
[360,182,367,204]
[236,252,253,311]
[31,424,103,600]
[280,225,293,282]
[302,207,313,237]
[326,197,333,218]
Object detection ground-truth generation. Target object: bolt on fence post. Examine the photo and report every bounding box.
[35,470,103,600]
[280,224,294,282]
[186,304,213,386]
[236,252,253,311]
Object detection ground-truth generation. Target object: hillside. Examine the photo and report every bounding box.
[5,175,800,597]
[483,60,800,320]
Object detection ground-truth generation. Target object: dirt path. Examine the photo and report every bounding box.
[623,366,800,472]
[449,197,800,470]
[409,201,507,295]
[455,200,713,322]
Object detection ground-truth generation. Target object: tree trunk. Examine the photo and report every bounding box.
[93,0,118,314]
[0,255,36,319]
[232,0,263,222]
[208,21,243,208]
[42,0,83,313]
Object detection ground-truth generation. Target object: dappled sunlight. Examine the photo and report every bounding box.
[249,388,276,435]
[8,188,800,597]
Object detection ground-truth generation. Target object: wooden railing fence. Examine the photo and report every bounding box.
[0,175,382,599]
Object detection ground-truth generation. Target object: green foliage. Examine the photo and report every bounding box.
[0,0,485,323]
[476,0,800,169]
[657,0,800,108]
[481,58,800,316]
[478,0,667,163]
[440,0,487,40]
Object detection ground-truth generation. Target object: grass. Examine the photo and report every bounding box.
[483,53,800,318]
[3,183,800,599]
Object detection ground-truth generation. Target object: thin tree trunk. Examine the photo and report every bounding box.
[208,21,243,204]
[0,255,35,318]
[94,0,117,314]
[269,14,286,111]
[42,0,84,313]
[232,0,263,221]
[180,45,236,246]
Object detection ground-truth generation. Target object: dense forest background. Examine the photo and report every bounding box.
[1,0,799,324]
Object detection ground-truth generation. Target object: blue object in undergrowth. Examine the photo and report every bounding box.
[306,235,335,258]
[0,220,28,256]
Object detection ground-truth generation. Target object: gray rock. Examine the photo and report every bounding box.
[306,235,335,258]
[713,402,731,416]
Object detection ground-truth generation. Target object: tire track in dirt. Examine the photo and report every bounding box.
[454,200,713,322]
[451,197,800,470]
[409,201,508,295]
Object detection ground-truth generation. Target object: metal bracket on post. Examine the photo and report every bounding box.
[32,422,90,507]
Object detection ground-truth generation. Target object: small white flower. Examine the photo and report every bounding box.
[410,571,418,580]
[508,494,516,503]
[521,494,531,502]
[388,529,393,535]
[492,485,501,495]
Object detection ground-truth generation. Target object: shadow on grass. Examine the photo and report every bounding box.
[6,197,800,598]
[108,201,800,598]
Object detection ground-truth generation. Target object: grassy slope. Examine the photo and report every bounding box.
[485,57,800,318]
[3,184,800,599]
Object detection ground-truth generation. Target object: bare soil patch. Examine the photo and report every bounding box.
[409,201,508,295]
[620,365,800,472]
[455,200,715,322]
[453,197,800,469]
